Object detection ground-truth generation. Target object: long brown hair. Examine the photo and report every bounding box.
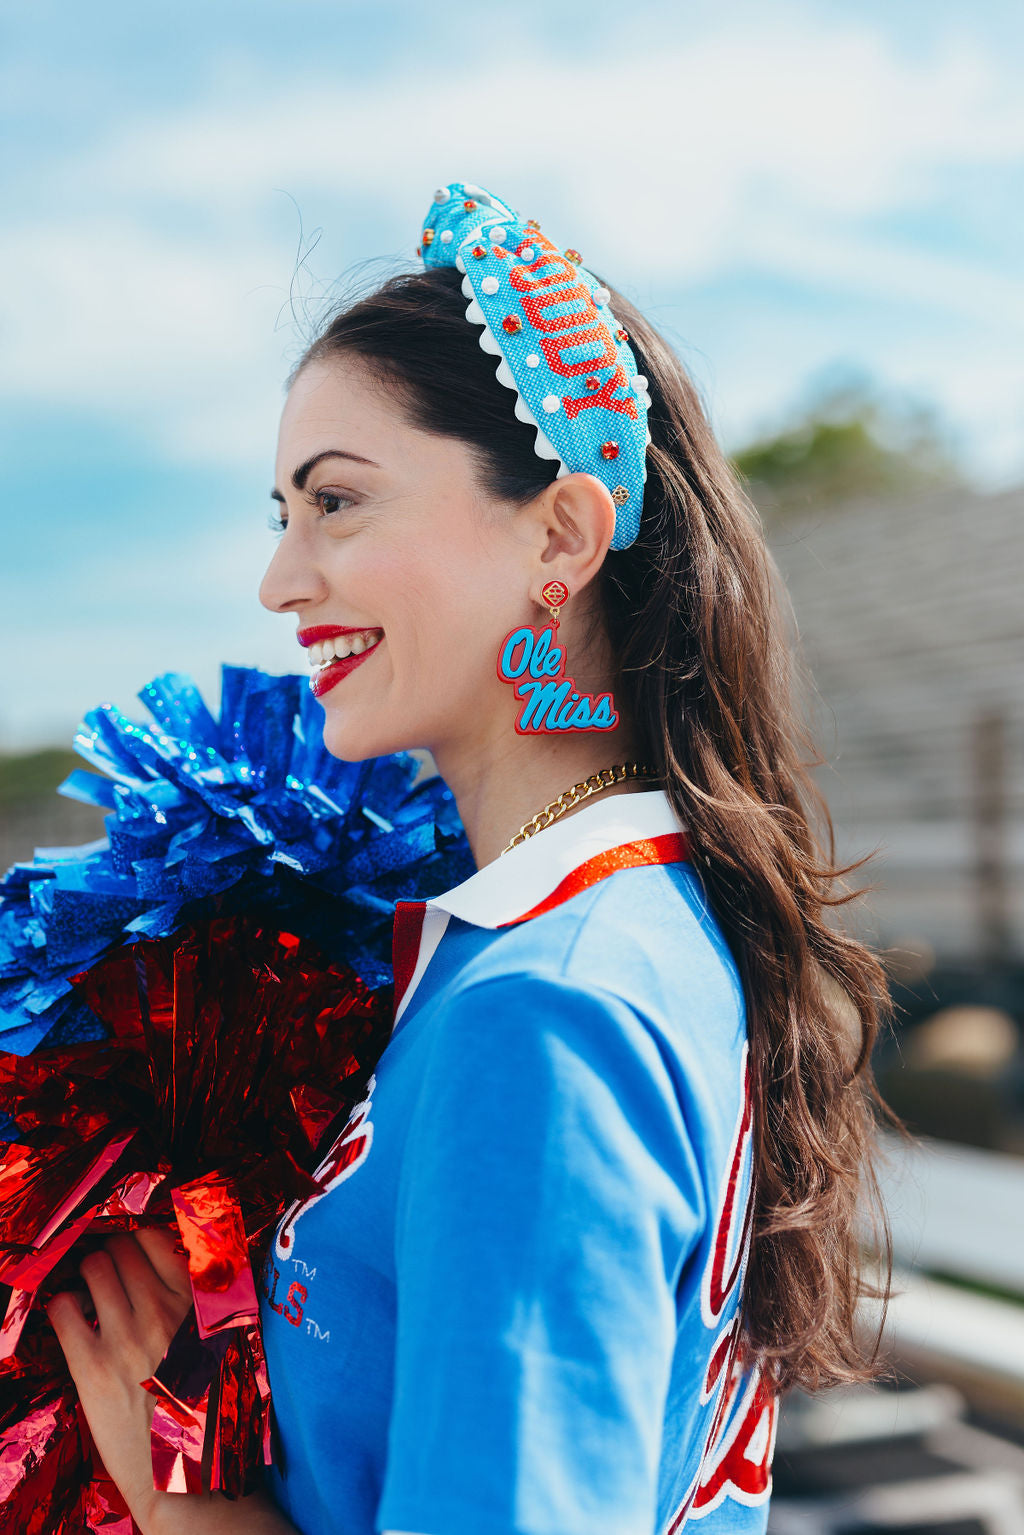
[293,264,894,1393]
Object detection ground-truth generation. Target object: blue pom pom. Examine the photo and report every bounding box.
[0,666,473,1053]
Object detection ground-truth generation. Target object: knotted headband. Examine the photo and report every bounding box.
[419,181,651,550]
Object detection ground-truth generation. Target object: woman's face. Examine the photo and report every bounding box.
[260,355,540,764]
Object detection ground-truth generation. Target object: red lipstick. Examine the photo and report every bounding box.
[297,624,377,648]
[301,625,384,700]
[310,645,380,698]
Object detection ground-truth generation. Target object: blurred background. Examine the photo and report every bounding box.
[2,1,1023,1529]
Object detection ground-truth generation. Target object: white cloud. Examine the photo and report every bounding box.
[75,20,1024,264]
[0,8,1021,480]
[0,216,289,470]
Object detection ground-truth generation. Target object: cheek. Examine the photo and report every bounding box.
[334,507,518,709]
[372,531,503,656]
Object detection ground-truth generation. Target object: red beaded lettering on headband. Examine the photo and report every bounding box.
[420,181,652,550]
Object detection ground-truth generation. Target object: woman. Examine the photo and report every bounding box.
[48,181,892,1535]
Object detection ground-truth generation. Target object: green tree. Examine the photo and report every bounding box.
[732,380,961,520]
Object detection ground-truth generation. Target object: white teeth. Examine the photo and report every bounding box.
[305,630,382,668]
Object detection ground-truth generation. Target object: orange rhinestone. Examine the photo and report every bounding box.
[422,228,435,246]
[502,314,523,334]
[584,375,601,391]
[600,441,619,461]
[472,244,487,259]
[463,199,477,210]
[616,327,629,342]
[565,247,582,262]
[526,218,540,230]
[612,485,629,506]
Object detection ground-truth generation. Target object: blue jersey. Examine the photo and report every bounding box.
[259,789,776,1534]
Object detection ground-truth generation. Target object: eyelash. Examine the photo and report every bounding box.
[267,488,354,535]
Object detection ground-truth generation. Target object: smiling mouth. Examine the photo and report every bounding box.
[305,628,383,668]
[306,629,384,699]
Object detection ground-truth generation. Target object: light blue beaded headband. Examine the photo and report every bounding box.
[419,181,651,551]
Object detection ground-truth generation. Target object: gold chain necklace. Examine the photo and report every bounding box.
[499,762,658,856]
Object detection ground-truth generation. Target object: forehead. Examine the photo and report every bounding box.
[278,356,397,447]
[275,354,489,497]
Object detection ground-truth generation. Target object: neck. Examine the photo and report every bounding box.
[434,716,649,870]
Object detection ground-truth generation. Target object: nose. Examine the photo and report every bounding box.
[259,523,330,614]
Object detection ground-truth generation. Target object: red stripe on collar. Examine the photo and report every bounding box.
[497,831,690,926]
[392,899,427,1018]
[390,804,691,1026]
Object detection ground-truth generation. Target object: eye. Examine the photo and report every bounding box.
[311,488,354,517]
[267,488,354,538]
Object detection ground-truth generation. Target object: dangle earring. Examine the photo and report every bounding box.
[496,579,620,735]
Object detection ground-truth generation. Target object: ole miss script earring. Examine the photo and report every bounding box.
[497,579,619,735]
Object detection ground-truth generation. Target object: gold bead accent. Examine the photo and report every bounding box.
[612,485,629,506]
[500,763,658,856]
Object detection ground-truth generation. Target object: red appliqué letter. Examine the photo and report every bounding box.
[274,1073,377,1261]
[662,1048,776,1530]
[691,1360,777,1519]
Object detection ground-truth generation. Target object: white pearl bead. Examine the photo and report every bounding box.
[490,226,507,243]
[526,353,541,367]
[433,188,451,204]
[632,375,648,390]
[542,394,560,413]
[440,229,453,244]
[481,276,499,295]
[521,245,536,261]
[593,285,611,304]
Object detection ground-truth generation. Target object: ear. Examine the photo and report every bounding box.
[528,472,616,603]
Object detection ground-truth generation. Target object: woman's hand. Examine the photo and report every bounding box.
[46,1226,194,1526]
[47,1227,298,1535]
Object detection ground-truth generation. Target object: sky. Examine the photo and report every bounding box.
[2,0,1022,749]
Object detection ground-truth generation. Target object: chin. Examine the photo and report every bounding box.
[319,708,417,765]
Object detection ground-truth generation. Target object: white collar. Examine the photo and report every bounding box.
[424,787,686,930]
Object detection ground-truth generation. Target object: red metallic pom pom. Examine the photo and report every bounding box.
[585,375,601,391]
[0,918,393,1520]
[502,315,523,334]
[463,199,477,210]
[421,229,435,246]
[472,244,487,259]
[565,247,583,262]
[616,327,629,342]
[600,441,620,460]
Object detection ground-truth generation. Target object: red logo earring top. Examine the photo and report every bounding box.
[497,582,619,734]
[540,579,569,625]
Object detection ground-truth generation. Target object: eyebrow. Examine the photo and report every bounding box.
[270,448,380,502]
